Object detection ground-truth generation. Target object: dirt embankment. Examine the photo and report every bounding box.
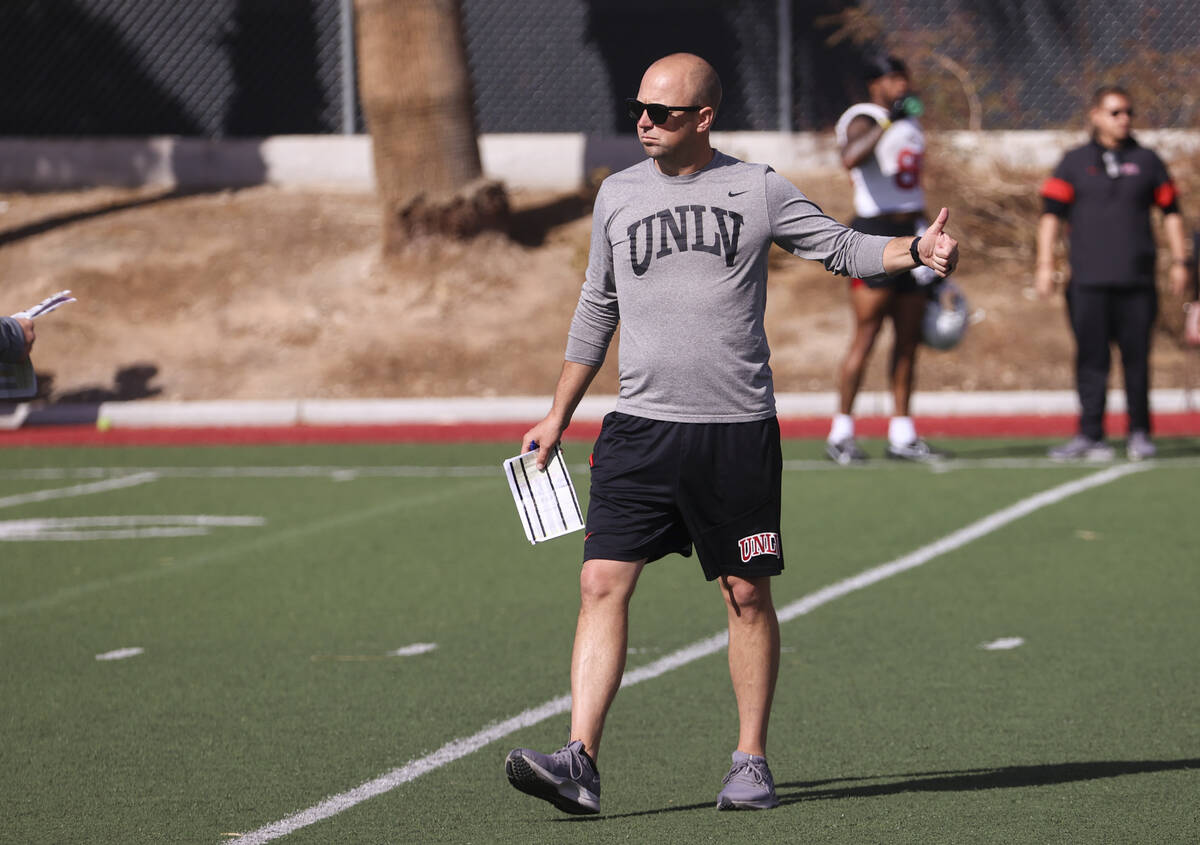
[2,142,1197,403]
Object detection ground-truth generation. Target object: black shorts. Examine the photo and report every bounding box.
[850,215,921,293]
[583,412,784,581]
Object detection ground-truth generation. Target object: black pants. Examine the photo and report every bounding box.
[1066,283,1157,439]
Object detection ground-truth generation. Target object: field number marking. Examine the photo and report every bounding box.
[0,481,490,623]
[0,515,265,542]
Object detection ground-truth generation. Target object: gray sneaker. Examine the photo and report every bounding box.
[885,438,949,462]
[505,740,600,815]
[1126,430,1157,461]
[826,437,868,465]
[716,750,780,810]
[1048,435,1115,461]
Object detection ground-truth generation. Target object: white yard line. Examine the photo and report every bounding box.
[227,461,1147,844]
[0,456,1197,485]
[0,472,159,509]
[0,466,504,480]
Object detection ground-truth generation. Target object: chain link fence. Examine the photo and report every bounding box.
[836,0,1200,131]
[1,0,354,137]
[2,0,1198,137]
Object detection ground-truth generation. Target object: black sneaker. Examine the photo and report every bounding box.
[885,439,949,462]
[826,438,868,465]
[505,740,600,815]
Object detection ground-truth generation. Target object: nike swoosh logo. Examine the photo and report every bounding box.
[728,190,749,197]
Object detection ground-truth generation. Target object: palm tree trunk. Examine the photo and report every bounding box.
[354,0,507,252]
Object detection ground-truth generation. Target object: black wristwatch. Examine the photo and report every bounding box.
[909,236,922,266]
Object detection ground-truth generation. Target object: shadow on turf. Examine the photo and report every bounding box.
[552,758,1200,820]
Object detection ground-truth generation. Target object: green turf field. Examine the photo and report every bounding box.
[2,438,1198,844]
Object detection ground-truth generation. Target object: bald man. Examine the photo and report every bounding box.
[505,53,959,815]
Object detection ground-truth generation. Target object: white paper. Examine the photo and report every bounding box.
[11,289,76,320]
[503,445,584,544]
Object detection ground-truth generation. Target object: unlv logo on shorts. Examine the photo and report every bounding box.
[738,532,780,563]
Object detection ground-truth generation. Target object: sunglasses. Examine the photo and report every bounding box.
[625,98,702,124]
[1109,108,1134,117]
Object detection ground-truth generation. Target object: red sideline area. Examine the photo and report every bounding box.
[2,412,1199,447]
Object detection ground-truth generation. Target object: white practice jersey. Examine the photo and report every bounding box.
[835,102,925,217]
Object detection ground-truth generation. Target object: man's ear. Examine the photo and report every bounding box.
[697,106,715,133]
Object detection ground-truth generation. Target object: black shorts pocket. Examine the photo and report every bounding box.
[691,497,784,581]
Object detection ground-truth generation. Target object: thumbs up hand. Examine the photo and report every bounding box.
[917,207,959,277]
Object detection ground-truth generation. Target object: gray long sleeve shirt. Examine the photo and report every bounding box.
[565,150,892,422]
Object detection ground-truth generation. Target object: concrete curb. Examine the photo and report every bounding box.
[3,390,1199,431]
[6,130,1200,191]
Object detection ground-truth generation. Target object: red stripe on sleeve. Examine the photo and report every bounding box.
[1040,177,1075,204]
[1155,181,1178,209]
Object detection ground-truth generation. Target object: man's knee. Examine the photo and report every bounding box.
[720,575,776,620]
[579,559,643,606]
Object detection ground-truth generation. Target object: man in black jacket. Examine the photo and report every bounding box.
[1036,86,1191,460]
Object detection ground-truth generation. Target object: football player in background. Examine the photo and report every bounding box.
[826,55,947,465]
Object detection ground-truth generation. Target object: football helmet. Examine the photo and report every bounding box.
[922,280,968,350]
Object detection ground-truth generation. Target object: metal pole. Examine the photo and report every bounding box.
[777,0,792,133]
[340,0,357,134]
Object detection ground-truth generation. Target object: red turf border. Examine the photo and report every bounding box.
[1,412,1199,448]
